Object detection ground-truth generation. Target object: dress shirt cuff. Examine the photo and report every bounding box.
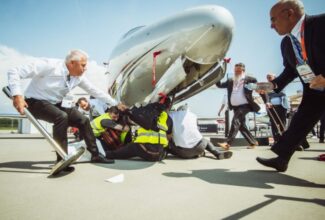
[9,86,23,97]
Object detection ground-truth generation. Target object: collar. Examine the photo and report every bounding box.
[290,14,305,40]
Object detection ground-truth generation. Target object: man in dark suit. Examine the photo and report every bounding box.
[216,62,260,150]
[256,0,325,172]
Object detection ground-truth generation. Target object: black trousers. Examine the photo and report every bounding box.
[268,105,287,143]
[319,113,325,141]
[272,91,325,161]
[105,143,165,161]
[26,98,99,160]
[168,138,219,159]
[227,105,257,145]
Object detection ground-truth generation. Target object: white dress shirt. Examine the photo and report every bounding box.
[8,58,117,106]
[169,108,202,148]
[290,14,306,43]
[230,76,248,106]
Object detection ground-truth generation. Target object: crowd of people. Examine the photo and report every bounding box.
[7,0,325,173]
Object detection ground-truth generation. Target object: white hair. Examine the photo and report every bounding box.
[65,49,89,63]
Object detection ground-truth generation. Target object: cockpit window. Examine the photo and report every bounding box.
[121,26,145,39]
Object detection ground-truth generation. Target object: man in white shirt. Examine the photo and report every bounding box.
[8,49,126,167]
[216,62,260,150]
[168,106,233,160]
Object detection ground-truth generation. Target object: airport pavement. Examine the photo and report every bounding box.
[0,137,324,220]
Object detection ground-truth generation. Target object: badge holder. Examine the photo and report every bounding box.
[2,86,85,176]
[61,94,74,108]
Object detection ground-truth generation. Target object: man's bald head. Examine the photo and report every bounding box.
[270,0,305,35]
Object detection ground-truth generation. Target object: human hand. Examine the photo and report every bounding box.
[310,75,325,89]
[117,103,128,111]
[266,103,273,109]
[13,95,28,115]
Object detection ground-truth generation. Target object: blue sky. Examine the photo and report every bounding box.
[0,0,324,117]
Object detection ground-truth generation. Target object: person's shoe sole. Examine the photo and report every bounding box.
[217,151,233,160]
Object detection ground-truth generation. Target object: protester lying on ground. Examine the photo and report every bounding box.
[91,106,131,152]
[105,95,173,161]
[168,105,233,160]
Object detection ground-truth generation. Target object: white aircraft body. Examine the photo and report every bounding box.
[106,5,235,106]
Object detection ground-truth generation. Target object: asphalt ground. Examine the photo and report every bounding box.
[0,137,324,220]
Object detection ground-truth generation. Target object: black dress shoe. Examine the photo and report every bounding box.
[214,151,233,160]
[319,139,324,143]
[91,154,115,164]
[63,166,75,172]
[296,146,304,151]
[256,157,288,172]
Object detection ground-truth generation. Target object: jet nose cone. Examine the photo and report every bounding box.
[184,5,235,64]
[186,5,235,30]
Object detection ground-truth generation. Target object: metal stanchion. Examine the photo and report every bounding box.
[2,86,85,176]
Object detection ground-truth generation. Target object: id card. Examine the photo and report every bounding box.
[61,95,74,108]
[296,64,315,84]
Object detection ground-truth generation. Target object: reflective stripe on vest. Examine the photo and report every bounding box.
[120,131,128,143]
[91,113,112,137]
[134,111,169,147]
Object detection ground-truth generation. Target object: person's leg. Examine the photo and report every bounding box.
[203,138,233,159]
[237,106,257,146]
[225,108,242,145]
[66,107,100,156]
[269,106,286,142]
[106,143,163,161]
[26,99,69,161]
[258,93,325,171]
[63,107,114,163]
[268,111,279,142]
[168,141,205,159]
[273,100,324,160]
[319,114,325,143]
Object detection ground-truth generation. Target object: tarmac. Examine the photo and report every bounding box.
[0,136,324,220]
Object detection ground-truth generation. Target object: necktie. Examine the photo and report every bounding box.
[289,34,304,65]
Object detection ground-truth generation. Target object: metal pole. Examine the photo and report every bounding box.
[24,109,67,159]
[2,86,67,159]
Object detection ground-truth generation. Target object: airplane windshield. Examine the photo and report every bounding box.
[121,26,145,39]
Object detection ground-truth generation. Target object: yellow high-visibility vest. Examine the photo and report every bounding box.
[134,111,169,147]
[120,131,128,143]
[91,113,112,137]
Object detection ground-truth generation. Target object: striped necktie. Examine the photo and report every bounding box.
[289,34,304,65]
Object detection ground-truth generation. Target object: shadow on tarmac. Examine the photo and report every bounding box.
[0,160,53,174]
[163,169,325,189]
[93,158,156,170]
[222,194,325,220]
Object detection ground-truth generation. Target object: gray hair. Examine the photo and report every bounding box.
[65,49,89,63]
[276,0,305,15]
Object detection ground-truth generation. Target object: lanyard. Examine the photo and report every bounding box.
[65,74,73,92]
[290,19,307,64]
[300,20,307,62]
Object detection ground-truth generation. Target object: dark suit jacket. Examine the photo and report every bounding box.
[216,76,260,112]
[273,14,325,95]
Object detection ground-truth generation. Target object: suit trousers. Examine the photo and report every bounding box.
[319,113,325,141]
[26,98,99,161]
[268,105,287,143]
[105,143,165,161]
[227,104,257,145]
[168,138,220,159]
[271,91,325,161]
